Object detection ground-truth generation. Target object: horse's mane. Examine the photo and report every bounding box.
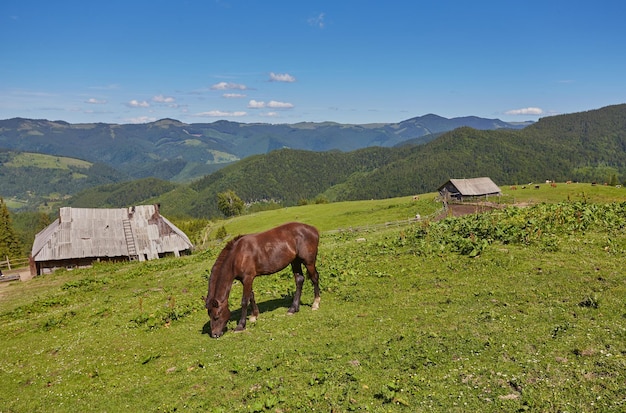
[215,235,243,266]
[208,235,244,294]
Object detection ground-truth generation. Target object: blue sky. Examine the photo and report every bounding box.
[1,0,625,125]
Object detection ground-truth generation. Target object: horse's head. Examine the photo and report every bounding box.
[205,297,230,338]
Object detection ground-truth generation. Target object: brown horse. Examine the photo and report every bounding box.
[204,222,321,338]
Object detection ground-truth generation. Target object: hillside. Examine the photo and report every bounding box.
[0,115,527,183]
[149,104,626,218]
[0,150,127,209]
[65,177,179,209]
[1,198,625,411]
[336,104,626,199]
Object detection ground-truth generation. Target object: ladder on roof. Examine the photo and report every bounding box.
[122,219,139,261]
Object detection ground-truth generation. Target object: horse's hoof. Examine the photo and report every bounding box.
[234,326,245,332]
[312,297,321,310]
[249,316,257,323]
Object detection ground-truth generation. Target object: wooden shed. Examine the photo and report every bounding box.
[31,204,193,275]
[438,177,502,202]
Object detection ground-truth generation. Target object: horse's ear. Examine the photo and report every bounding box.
[210,298,220,308]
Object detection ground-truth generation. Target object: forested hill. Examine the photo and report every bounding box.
[331,104,626,200]
[143,103,626,218]
[0,114,527,182]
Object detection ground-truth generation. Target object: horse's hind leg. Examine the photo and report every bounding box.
[288,261,305,314]
[305,262,321,310]
[249,290,259,323]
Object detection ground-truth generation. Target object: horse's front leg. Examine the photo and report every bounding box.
[236,278,254,331]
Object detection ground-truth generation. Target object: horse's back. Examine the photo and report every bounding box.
[258,222,319,264]
[280,222,319,249]
[284,222,319,241]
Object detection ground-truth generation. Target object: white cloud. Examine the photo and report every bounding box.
[308,12,325,29]
[86,98,107,104]
[195,110,247,117]
[210,82,248,90]
[269,72,296,83]
[505,107,543,116]
[223,93,246,98]
[248,100,294,109]
[152,95,175,103]
[248,99,266,108]
[267,100,294,109]
[127,99,150,108]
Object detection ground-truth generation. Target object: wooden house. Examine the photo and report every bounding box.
[438,177,501,202]
[31,204,193,275]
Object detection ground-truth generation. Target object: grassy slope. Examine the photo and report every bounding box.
[4,152,92,169]
[1,187,625,412]
[202,194,443,241]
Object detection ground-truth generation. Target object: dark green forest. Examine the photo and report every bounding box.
[66,177,179,209]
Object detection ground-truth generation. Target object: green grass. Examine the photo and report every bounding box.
[4,197,29,209]
[204,194,443,241]
[499,181,625,204]
[1,194,625,412]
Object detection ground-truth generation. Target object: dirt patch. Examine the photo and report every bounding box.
[0,269,33,282]
[0,270,33,301]
[434,203,500,220]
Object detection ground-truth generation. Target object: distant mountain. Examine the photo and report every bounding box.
[0,114,529,182]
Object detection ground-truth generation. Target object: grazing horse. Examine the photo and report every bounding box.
[204,222,321,338]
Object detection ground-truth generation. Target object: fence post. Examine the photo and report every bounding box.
[5,256,10,270]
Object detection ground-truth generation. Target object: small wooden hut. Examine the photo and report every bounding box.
[438,177,501,202]
[31,204,192,275]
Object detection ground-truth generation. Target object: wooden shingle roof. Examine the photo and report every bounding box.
[438,177,501,197]
[32,205,192,262]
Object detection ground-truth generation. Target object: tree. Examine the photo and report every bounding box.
[11,211,52,256]
[217,190,244,217]
[0,198,23,259]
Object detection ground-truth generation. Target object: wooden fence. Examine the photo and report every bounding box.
[0,256,30,271]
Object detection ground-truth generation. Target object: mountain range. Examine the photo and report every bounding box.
[0,114,529,183]
[2,104,626,218]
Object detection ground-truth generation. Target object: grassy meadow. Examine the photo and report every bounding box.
[1,184,625,412]
[4,153,92,170]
